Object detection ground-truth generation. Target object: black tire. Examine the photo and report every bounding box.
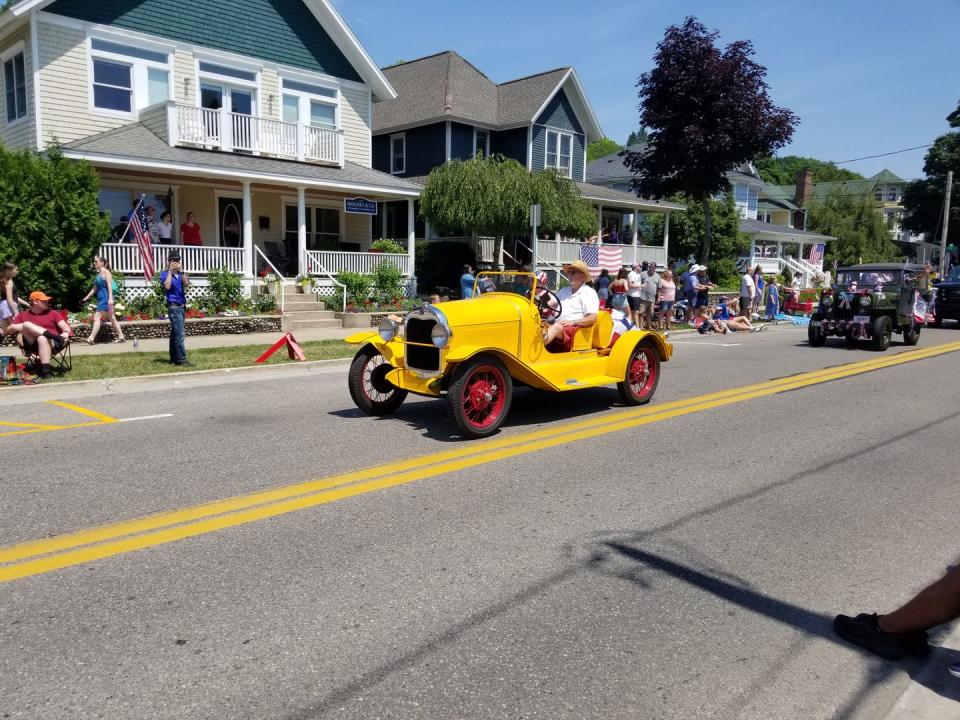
[447,355,513,439]
[902,322,921,346]
[348,345,407,415]
[808,314,827,347]
[871,316,893,351]
[618,342,661,405]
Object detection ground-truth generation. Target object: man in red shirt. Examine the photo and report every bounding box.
[4,290,72,377]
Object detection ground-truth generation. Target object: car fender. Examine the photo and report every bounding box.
[346,334,405,366]
[606,331,671,376]
[346,331,379,345]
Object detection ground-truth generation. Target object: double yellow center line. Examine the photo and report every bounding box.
[2,341,959,583]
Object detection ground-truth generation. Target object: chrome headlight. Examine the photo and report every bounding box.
[859,295,872,308]
[430,323,451,348]
[378,317,399,341]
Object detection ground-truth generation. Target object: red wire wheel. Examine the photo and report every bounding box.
[348,345,408,415]
[618,343,660,405]
[448,355,513,439]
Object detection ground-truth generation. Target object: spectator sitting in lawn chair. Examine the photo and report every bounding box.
[3,291,73,378]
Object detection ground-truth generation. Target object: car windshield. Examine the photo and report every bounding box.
[475,272,536,298]
[836,269,902,288]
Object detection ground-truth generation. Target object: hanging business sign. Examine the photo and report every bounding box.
[344,197,378,215]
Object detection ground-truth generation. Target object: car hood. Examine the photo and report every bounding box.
[428,294,531,327]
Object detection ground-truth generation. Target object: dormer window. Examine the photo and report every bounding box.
[390,133,405,174]
[546,130,572,177]
[886,186,899,202]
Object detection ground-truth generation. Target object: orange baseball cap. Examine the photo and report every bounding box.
[29,290,52,302]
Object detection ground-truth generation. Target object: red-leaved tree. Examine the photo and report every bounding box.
[623,17,798,262]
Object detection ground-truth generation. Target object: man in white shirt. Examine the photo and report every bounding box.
[627,263,643,327]
[544,260,599,350]
[739,268,756,318]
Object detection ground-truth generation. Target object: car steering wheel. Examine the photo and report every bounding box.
[535,288,562,322]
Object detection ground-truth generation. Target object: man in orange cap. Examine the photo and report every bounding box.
[3,291,72,377]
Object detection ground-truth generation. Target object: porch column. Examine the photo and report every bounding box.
[797,241,806,264]
[633,208,639,247]
[597,204,603,241]
[242,181,253,277]
[749,236,756,264]
[662,212,670,262]
[297,187,307,277]
[407,199,415,279]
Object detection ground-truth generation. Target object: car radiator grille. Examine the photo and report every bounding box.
[405,316,441,373]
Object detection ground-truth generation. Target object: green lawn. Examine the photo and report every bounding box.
[27,340,356,383]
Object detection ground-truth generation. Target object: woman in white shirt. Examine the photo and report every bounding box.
[158,211,174,244]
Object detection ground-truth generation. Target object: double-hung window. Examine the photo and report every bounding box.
[281,78,338,129]
[284,203,342,251]
[886,186,899,202]
[390,133,405,174]
[90,38,169,116]
[3,48,27,123]
[474,129,489,158]
[545,130,572,177]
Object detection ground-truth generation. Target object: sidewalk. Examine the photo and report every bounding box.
[883,620,960,719]
[66,326,357,356]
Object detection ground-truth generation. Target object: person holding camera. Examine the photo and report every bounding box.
[159,250,191,366]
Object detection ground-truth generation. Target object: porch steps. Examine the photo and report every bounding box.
[279,285,343,332]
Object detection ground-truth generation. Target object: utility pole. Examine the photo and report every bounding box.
[940,170,953,278]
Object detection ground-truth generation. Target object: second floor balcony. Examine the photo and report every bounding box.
[146,102,344,167]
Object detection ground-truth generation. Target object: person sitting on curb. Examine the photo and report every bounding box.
[3,291,72,378]
[834,564,960,662]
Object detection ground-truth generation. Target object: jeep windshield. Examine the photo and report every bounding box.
[475,272,536,298]
[836,269,903,288]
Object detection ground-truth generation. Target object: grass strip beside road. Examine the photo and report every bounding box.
[2,340,960,583]
[34,340,355,382]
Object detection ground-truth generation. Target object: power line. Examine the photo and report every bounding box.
[834,145,932,165]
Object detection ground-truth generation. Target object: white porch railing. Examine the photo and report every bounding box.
[306,251,411,276]
[170,103,343,165]
[537,240,668,268]
[100,243,244,275]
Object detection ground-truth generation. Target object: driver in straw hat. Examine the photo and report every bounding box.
[543,260,600,350]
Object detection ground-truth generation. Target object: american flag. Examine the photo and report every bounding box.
[127,196,156,281]
[808,243,825,267]
[579,244,623,278]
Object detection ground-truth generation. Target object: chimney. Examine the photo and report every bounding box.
[795,168,813,207]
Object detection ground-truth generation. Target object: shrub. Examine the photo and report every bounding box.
[370,238,405,253]
[414,240,477,293]
[709,258,740,288]
[337,271,373,304]
[371,259,404,302]
[0,146,110,309]
[253,294,277,314]
[206,266,244,311]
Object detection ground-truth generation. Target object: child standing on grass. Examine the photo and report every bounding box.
[0,262,29,336]
[765,279,780,321]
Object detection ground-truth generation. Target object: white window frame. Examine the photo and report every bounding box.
[280,77,340,131]
[545,129,573,178]
[281,197,344,249]
[2,42,27,126]
[196,56,261,119]
[390,133,406,175]
[473,127,490,158]
[886,185,899,202]
[873,186,884,202]
[87,35,171,119]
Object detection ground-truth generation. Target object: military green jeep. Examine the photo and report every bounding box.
[808,263,930,351]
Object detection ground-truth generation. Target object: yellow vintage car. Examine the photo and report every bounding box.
[345,271,672,439]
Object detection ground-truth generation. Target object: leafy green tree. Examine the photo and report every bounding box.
[626,127,649,146]
[587,138,624,162]
[807,189,900,266]
[902,100,960,243]
[647,193,746,285]
[622,17,797,264]
[419,156,596,264]
[754,155,863,185]
[0,146,109,309]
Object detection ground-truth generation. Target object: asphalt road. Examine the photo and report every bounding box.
[2,325,960,719]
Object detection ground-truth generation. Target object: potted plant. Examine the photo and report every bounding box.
[263,272,280,295]
[295,274,312,293]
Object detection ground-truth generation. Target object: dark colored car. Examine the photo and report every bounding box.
[808,263,930,351]
[930,266,960,327]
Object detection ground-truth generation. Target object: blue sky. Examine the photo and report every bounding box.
[333,0,959,181]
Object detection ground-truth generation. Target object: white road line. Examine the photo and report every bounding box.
[671,341,744,347]
[117,414,175,423]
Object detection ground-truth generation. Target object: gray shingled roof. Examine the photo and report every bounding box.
[62,123,421,195]
[374,51,573,133]
[740,218,835,241]
[585,143,645,182]
[577,182,685,211]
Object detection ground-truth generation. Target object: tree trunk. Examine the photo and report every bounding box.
[699,196,713,263]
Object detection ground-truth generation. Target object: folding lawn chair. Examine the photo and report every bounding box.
[16,309,73,375]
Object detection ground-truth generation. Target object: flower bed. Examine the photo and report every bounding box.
[72,315,283,341]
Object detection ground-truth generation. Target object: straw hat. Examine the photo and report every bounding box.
[562,260,591,277]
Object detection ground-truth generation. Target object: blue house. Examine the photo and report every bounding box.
[370,51,680,268]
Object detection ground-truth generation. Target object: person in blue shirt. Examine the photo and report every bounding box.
[159,250,191,366]
[460,264,475,299]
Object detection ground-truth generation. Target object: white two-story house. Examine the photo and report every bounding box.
[0,0,421,289]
